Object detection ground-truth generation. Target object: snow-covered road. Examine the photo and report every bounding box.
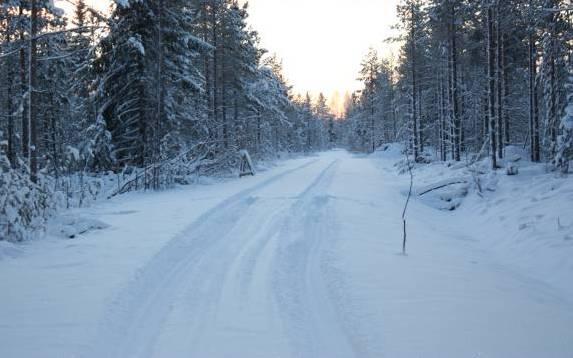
[1,151,572,357]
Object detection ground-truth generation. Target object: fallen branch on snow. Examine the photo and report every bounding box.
[416,178,469,196]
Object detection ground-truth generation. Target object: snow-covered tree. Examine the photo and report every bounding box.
[0,142,52,242]
[555,68,573,173]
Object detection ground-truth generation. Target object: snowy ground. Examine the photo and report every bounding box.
[1,150,572,357]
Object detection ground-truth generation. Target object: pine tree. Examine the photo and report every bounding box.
[397,0,425,159]
[358,48,381,153]
[527,0,542,162]
[0,141,52,242]
[96,0,205,174]
[555,64,573,173]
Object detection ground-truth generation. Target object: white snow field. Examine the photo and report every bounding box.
[1,150,572,358]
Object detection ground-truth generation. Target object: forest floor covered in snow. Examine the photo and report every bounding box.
[1,149,572,358]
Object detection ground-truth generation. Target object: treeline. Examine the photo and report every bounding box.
[345,0,572,172]
[0,0,333,241]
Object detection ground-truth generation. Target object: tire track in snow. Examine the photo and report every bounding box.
[165,159,345,357]
[271,160,357,358]
[84,158,323,358]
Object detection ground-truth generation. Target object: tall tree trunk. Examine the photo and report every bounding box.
[29,0,38,182]
[48,85,60,179]
[390,77,397,140]
[257,109,262,154]
[546,1,558,160]
[444,57,450,161]
[233,90,239,148]
[5,26,15,166]
[496,4,504,159]
[549,54,558,157]
[447,35,455,159]
[212,4,219,143]
[487,4,498,169]
[451,3,461,161]
[483,84,489,148]
[460,70,466,154]
[502,34,510,145]
[410,4,419,160]
[418,87,424,153]
[440,65,447,161]
[482,34,489,149]
[202,1,213,129]
[7,78,15,166]
[529,32,541,162]
[371,94,375,153]
[19,4,29,161]
[222,52,228,149]
[154,0,164,189]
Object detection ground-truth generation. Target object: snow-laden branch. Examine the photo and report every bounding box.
[543,7,573,12]
[0,26,106,60]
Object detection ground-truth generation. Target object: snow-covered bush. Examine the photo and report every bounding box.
[505,163,519,176]
[0,154,53,242]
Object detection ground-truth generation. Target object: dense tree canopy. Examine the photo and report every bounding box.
[0,0,330,240]
[346,0,572,171]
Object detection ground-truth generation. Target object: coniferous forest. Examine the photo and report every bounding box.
[346,0,572,170]
[1,2,573,357]
[0,0,572,239]
[0,0,336,240]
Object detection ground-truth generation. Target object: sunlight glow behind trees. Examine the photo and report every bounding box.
[56,0,399,115]
[246,0,399,98]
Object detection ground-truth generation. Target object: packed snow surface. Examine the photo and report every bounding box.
[1,151,572,357]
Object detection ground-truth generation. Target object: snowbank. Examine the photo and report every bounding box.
[0,241,23,260]
[384,146,573,298]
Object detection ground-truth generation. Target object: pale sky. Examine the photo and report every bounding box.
[245,0,399,97]
[57,0,400,100]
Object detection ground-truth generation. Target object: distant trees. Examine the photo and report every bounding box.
[347,0,573,172]
[358,48,381,153]
[344,49,396,152]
